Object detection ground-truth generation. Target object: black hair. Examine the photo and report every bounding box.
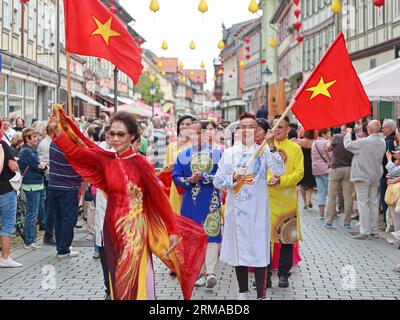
[288,128,298,139]
[191,119,208,130]
[93,125,103,142]
[177,114,196,136]
[110,111,140,143]
[274,114,290,125]
[256,118,270,133]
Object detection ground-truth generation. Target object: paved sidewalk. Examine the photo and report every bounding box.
[1,202,400,300]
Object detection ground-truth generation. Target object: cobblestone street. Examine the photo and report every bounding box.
[1,199,400,300]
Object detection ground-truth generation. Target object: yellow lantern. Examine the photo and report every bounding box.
[190,70,195,76]
[150,75,156,83]
[179,62,184,70]
[198,0,208,14]
[161,40,168,50]
[157,60,163,68]
[149,0,160,13]
[248,0,259,14]
[161,70,166,76]
[218,40,225,50]
[200,61,206,69]
[331,0,342,13]
[182,76,187,83]
[269,38,277,48]
[189,40,196,50]
[212,75,217,81]
[239,60,245,68]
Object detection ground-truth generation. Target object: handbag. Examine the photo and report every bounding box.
[315,143,331,167]
[9,166,29,192]
[385,182,400,206]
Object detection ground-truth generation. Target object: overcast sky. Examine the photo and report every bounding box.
[120,0,258,90]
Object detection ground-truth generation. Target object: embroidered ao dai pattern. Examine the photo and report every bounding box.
[213,143,285,267]
[173,145,222,243]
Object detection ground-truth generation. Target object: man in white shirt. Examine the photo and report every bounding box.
[344,120,386,240]
[1,119,16,146]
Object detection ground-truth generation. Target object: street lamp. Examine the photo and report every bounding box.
[262,67,272,85]
[262,67,272,110]
[150,85,156,118]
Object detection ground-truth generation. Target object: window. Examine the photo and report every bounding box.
[375,2,384,26]
[44,5,50,48]
[319,0,324,9]
[0,97,5,119]
[9,98,23,119]
[303,40,308,71]
[316,33,321,63]
[321,30,327,53]
[8,77,23,96]
[367,0,374,29]
[358,0,365,33]
[0,74,6,94]
[327,26,333,45]
[314,0,318,13]
[28,0,36,40]
[395,0,400,20]
[24,100,35,125]
[308,0,312,17]
[2,0,10,29]
[12,0,20,34]
[25,81,35,98]
[37,1,43,47]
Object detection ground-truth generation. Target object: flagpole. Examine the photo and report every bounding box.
[244,98,296,169]
[66,51,73,117]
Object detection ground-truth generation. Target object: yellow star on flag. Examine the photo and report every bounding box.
[305,76,337,100]
[91,17,120,46]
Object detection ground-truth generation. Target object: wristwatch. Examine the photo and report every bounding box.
[270,146,277,153]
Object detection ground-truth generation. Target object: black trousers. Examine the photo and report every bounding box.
[99,246,110,296]
[235,266,267,299]
[267,244,293,278]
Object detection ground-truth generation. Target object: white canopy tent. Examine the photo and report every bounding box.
[359,58,400,102]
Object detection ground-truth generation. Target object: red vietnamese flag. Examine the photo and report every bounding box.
[291,33,370,130]
[64,0,143,84]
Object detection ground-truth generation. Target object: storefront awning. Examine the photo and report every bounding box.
[73,91,105,108]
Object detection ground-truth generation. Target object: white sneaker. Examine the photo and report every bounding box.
[391,231,400,240]
[0,257,23,268]
[391,264,400,272]
[386,238,400,245]
[57,250,80,259]
[206,274,217,288]
[24,243,42,250]
[237,291,250,300]
[194,276,206,287]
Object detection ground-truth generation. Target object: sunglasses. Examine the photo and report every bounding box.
[108,131,128,138]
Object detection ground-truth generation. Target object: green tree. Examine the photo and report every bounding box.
[136,72,165,105]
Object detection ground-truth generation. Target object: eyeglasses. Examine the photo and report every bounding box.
[108,131,128,138]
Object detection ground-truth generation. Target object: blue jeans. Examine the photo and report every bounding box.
[24,190,42,245]
[49,188,79,255]
[38,182,47,228]
[44,181,55,240]
[0,191,17,237]
[315,175,329,206]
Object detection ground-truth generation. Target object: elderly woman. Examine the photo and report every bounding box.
[10,132,23,159]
